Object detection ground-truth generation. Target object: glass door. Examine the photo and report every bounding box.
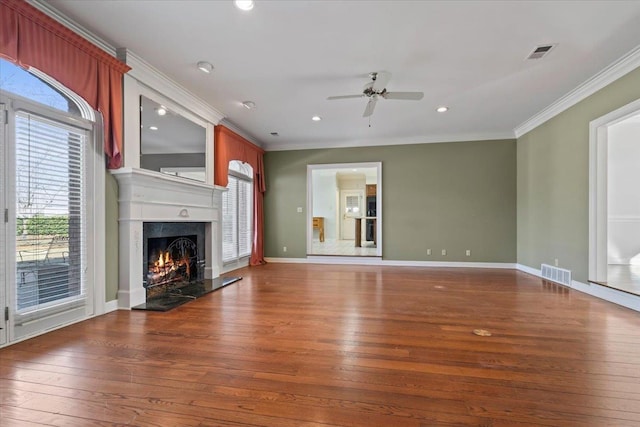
[0,103,7,346]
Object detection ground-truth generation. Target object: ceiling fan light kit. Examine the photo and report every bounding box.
[328,71,424,118]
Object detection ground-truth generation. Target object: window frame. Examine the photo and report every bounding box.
[222,164,253,270]
[1,81,105,346]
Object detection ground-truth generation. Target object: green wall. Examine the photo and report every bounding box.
[517,66,640,283]
[264,139,516,262]
[105,173,119,302]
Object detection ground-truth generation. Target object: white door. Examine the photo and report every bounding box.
[340,190,363,240]
[0,103,7,346]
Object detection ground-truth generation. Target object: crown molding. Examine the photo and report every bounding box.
[220,119,264,148]
[515,44,640,138]
[118,49,225,125]
[27,0,116,56]
[27,1,226,126]
[264,132,515,152]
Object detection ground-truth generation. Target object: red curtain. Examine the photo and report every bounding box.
[0,0,130,168]
[214,125,266,266]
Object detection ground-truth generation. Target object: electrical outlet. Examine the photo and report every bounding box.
[441,249,446,256]
[427,249,431,255]
[466,250,471,256]
[297,207,303,213]
[554,258,559,267]
[283,246,287,252]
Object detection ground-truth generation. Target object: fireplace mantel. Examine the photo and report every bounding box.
[111,168,225,308]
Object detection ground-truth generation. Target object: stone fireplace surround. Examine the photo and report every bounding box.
[111,168,224,309]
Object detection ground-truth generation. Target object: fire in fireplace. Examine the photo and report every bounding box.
[146,234,202,289]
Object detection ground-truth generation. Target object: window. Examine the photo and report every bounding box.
[14,112,88,314]
[1,58,101,343]
[222,161,253,264]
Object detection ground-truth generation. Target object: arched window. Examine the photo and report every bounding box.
[1,58,101,344]
[222,160,253,266]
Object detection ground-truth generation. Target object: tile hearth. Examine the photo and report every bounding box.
[132,276,242,311]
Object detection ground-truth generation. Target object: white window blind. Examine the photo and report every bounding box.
[222,177,238,262]
[14,111,87,323]
[222,161,253,264]
[238,179,252,258]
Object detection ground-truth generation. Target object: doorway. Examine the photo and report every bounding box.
[307,162,382,257]
[589,98,640,296]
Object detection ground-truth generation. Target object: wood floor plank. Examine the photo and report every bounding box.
[2,264,640,426]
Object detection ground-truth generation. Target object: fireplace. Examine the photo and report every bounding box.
[143,223,206,300]
[111,168,224,309]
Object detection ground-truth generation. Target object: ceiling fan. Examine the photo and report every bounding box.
[327,72,424,117]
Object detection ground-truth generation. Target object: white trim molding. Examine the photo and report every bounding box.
[220,119,263,148]
[267,132,515,152]
[104,300,119,313]
[265,257,309,264]
[267,257,515,269]
[608,215,640,223]
[516,264,640,312]
[117,49,225,126]
[589,97,640,283]
[515,45,640,138]
[28,0,116,56]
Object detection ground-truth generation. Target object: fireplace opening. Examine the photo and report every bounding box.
[146,235,200,289]
[142,222,207,302]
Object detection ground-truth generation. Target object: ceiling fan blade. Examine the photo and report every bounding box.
[327,94,363,100]
[382,91,424,100]
[372,71,391,92]
[363,97,377,117]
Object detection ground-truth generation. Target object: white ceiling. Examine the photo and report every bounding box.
[45,0,640,151]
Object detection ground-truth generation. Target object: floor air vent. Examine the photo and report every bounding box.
[541,264,572,287]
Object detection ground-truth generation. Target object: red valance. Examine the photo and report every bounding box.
[214,125,266,190]
[0,0,130,168]
[214,125,266,265]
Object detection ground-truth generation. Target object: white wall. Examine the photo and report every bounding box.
[312,174,338,240]
[608,119,640,264]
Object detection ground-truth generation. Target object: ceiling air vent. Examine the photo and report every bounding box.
[527,44,556,60]
[270,132,279,137]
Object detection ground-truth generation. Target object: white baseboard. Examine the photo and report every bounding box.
[382,260,515,269]
[516,264,639,312]
[608,258,631,265]
[267,256,515,269]
[104,299,119,313]
[516,263,541,277]
[265,257,310,264]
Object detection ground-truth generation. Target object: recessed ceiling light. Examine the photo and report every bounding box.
[312,115,322,121]
[436,106,449,113]
[156,107,167,116]
[234,0,254,11]
[242,101,256,110]
[197,61,214,74]
[149,126,158,130]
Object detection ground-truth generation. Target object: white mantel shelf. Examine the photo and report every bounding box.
[111,167,225,309]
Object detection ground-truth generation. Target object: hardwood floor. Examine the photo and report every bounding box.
[1,264,640,426]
